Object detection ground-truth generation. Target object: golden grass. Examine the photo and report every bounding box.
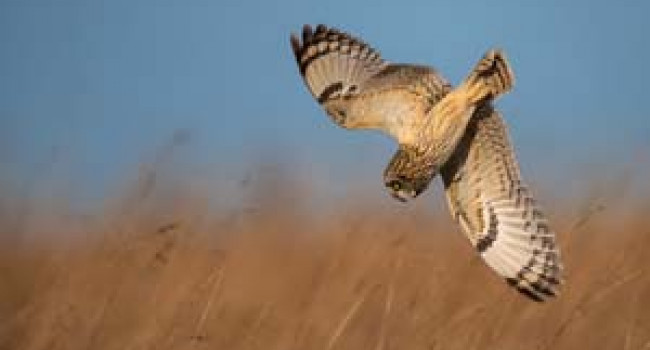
[1,172,649,350]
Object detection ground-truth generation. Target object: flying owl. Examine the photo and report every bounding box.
[290,24,562,301]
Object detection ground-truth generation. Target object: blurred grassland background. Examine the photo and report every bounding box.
[1,138,649,349]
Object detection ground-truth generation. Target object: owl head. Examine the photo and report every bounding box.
[383,146,437,202]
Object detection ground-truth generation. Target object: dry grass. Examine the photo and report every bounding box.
[1,170,649,350]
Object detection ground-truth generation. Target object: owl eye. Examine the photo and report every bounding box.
[389,180,402,191]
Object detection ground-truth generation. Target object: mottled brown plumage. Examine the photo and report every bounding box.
[290,24,561,301]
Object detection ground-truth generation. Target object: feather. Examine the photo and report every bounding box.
[441,107,562,301]
[289,24,386,102]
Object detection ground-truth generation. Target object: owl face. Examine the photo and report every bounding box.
[383,173,431,202]
[383,146,437,202]
[384,175,418,202]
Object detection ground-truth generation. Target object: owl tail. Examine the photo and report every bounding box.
[461,49,514,104]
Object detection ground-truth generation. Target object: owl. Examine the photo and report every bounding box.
[290,24,561,301]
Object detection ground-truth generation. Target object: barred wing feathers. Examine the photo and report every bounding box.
[290,24,386,104]
[441,107,562,301]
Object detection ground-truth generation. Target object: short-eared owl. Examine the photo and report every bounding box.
[290,24,561,301]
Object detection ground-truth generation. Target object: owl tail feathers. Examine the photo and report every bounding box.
[462,49,514,104]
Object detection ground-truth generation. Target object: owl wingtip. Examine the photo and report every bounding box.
[290,33,301,58]
[302,24,314,43]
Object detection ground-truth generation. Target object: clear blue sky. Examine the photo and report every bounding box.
[1,1,649,203]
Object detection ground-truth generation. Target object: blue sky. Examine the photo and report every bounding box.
[1,1,649,204]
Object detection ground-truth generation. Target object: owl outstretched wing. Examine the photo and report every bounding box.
[290,24,386,105]
[441,106,562,301]
[290,25,508,147]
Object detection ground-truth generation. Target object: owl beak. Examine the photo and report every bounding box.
[389,188,417,202]
[390,191,408,202]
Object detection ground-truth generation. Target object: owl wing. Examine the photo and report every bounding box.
[441,106,562,301]
[290,24,387,105]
